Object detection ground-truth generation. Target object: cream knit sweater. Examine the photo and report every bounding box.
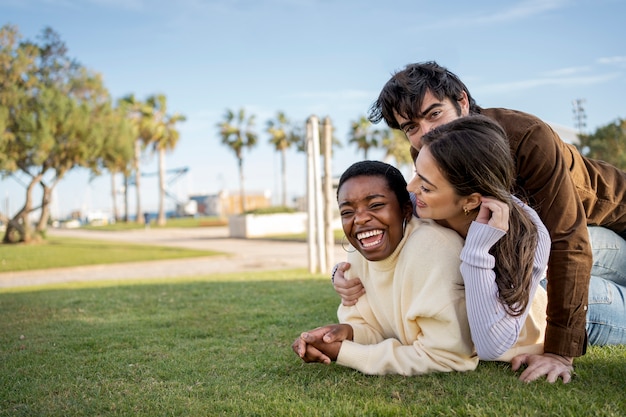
[337,217,478,375]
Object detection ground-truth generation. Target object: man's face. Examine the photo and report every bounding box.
[393,90,469,150]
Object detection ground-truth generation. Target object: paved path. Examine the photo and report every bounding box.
[0,227,345,289]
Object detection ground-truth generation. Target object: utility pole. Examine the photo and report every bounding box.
[572,98,587,135]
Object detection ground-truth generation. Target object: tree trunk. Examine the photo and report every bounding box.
[3,175,41,243]
[36,170,64,235]
[238,157,246,213]
[111,170,119,222]
[123,174,130,222]
[35,181,54,234]
[3,216,27,244]
[281,148,287,207]
[157,148,166,226]
[134,139,143,224]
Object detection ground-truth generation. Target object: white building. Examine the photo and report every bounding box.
[548,122,580,145]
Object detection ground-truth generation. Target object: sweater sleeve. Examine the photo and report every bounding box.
[336,334,476,376]
[460,200,551,360]
[336,223,477,375]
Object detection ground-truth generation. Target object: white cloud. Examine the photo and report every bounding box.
[598,56,626,66]
[598,56,626,64]
[475,72,620,95]
[542,66,591,77]
[482,0,566,22]
[419,0,568,29]
[88,0,145,10]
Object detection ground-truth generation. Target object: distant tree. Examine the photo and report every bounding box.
[217,108,258,213]
[35,71,116,234]
[348,115,379,159]
[0,24,38,241]
[139,94,186,226]
[577,118,626,170]
[294,118,341,155]
[381,128,413,168]
[95,103,136,222]
[119,94,149,224]
[0,25,113,242]
[266,111,301,207]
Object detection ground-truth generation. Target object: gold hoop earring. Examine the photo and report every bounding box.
[341,235,356,253]
[463,208,469,216]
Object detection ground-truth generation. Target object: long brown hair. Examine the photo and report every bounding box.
[421,115,538,316]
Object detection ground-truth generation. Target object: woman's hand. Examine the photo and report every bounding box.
[332,262,365,306]
[475,197,509,232]
[292,324,353,363]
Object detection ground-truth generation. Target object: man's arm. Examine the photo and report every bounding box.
[511,353,574,384]
[485,108,590,357]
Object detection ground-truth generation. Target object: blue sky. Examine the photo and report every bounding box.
[2,0,625,219]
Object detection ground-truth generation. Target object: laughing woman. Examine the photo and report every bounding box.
[292,160,478,375]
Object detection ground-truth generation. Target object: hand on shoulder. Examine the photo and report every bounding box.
[332,262,365,306]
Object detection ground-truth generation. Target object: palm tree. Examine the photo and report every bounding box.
[98,104,135,222]
[381,128,413,168]
[217,108,258,213]
[142,94,186,226]
[295,119,342,155]
[118,94,147,224]
[266,111,301,207]
[348,115,379,159]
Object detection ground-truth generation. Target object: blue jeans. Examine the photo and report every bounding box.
[540,226,626,346]
[587,226,626,345]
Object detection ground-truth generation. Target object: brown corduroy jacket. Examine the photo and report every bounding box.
[480,107,626,357]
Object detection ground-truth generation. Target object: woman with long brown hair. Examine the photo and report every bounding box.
[407,115,550,361]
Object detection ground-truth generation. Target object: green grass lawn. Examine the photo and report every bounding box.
[1,272,625,416]
[0,236,220,273]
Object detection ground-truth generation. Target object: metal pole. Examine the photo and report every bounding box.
[305,117,317,273]
[309,116,326,273]
[322,117,334,274]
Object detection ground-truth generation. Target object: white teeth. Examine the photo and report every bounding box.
[361,238,382,248]
[357,230,383,240]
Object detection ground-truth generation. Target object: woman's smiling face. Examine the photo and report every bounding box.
[337,175,407,262]
[407,145,465,222]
